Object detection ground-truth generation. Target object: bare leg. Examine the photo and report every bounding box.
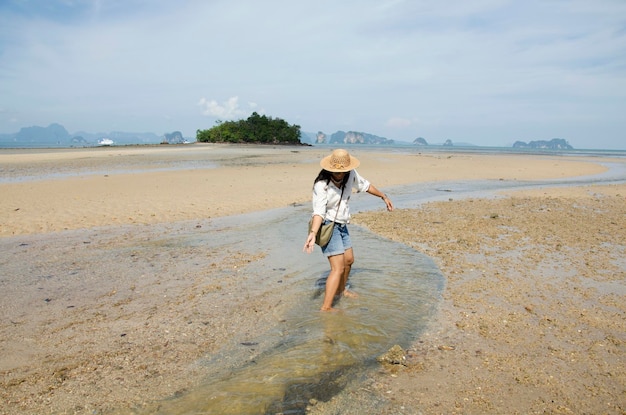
[340,248,357,297]
[321,254,345,311]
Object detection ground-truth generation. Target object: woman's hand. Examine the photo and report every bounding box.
[382,195,394,211]
[303,232,316,254]
[367,185,394,211]
[304,215,323,254]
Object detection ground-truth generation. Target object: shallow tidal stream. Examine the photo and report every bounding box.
[120,204,444,414]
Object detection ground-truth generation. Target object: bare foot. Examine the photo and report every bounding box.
[320,306,340,312]
[343,289,359,298]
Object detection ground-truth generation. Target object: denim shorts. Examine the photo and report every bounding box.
[321,221,352,257]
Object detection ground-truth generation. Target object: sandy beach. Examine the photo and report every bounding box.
[0,144,608,237]
[1,144,624,414]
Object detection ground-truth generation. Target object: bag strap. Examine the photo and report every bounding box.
[331,186,345,224]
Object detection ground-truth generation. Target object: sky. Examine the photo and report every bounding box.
[0,0,625,149]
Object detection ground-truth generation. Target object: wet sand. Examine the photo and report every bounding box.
[0,144,624,414]
[346,184,626,415]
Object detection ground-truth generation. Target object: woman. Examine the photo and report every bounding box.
[303,149,394,311]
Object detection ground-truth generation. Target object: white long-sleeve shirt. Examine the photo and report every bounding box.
[312,170,370,224]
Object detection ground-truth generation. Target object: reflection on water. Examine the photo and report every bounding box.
[132,206,443,414]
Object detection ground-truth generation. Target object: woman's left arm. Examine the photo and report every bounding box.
[367,184,394,211]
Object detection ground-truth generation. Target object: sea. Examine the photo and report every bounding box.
[2,136,625,157]
[0,134,626,157]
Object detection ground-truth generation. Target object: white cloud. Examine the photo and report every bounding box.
[198,96,247,120]
[196,96,265,121]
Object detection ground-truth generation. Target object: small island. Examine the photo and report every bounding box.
[513,138,573,150]
[196,112,302,144]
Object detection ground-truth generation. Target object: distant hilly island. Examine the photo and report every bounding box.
[299,131,573,149]
[0,123,188,147]
[0,123,573,150]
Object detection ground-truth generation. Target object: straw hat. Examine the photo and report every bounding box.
[320,148,360,172]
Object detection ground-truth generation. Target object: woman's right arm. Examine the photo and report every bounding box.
[304,181,327,253]
[303,214,324,253]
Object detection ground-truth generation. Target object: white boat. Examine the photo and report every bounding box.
[97,138,114,146]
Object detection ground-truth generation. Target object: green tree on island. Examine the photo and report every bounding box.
[196,112,302,144]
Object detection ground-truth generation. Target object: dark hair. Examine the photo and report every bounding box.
[313,169,349,188]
